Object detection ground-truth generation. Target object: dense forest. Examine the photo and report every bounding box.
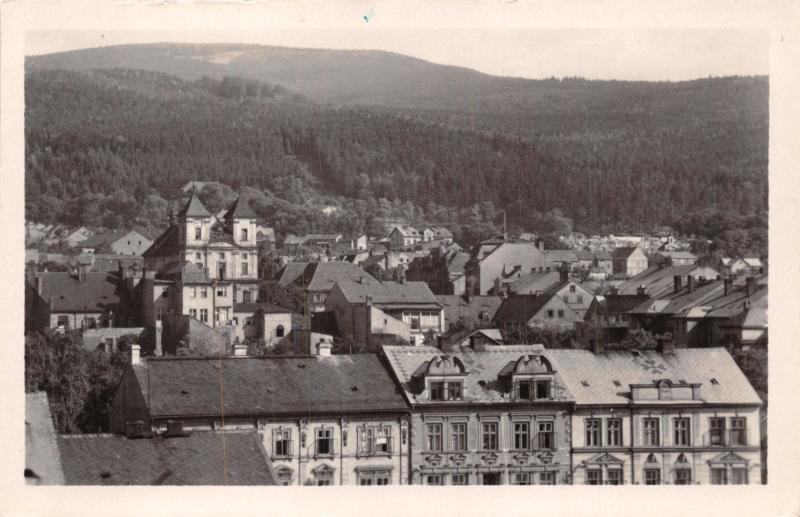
[25,67,768,253]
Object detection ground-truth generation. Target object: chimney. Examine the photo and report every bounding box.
[130,343,141,365]
[745,276,755,297]
[37,275,43,295]
[232,342,248,357]
[316,339,332,357]
[537,239,545,252]
[724,277,731,296]
[658,335,674,355]
[592,336,604,355]
[636,285,647,296]
[78,268,86,282]
[687,275,695,293]
[125,420,146,439]
[673,275,682,294]
[559,266,569,285]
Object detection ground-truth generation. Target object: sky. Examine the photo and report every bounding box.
[25,28,769,81]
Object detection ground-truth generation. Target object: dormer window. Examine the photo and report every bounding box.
[507,353,556,401]
[420,355,467,402]
[430,382,445,401]
[447,382,463,400]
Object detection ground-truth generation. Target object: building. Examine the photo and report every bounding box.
[612,247,649,278]
[543,250,580,271]
[507,271,560,295]
[724,258,764,276]
[543,276,596,319]
[325,280,444,345]
[80,228,154,256]
[25,393,65,485]
[614,265,721,297]
[493,293,581,333]
[58,431,276,485]
[382,344,575,485]
[467,242,553,295]
[230,301,294,346]
[141,192,261,327]
[388,225,422,248]
[276,261,377,313]
[436,294,503,332]
[441,328,505,348]
[407,248,471,295]
[422,226,453,244]
[652,251,698,267]
[110,351,411,485]
[551,347,762,485]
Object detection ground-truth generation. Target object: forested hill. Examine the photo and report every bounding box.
[25,67,768,252]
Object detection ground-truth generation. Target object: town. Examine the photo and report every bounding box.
[24,183,767,486]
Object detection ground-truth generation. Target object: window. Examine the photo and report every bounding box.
[274,429,292,458]
[482,422,498,450]
[569,285,576,293]
[200,287,208,298]
[199,309,208,323]
[557,310,565,318]
[241,262,249,275]
[57,315,69,327]
[313,293,323,303]
[643,418,660,446]
[673,468,692,485]
[644,468,661,485]
[586,418,601,447]
[242,290,252,303]
[710,468,727,485]
[195,252,202,260]
[450,423,467,451]
[606,469,623,485]
[539,471,556,485]
[514,421,530,450]
[430,382,445,401]
[451,473,469,485]
[518,380,532,400]
[537,421,554,450]
[577,295,584,304]
[316,470,333,486]
[709,417,726,446]
[276,325,284,338]
[189,309,197,319]
[241,228,248,241]
[546,310,554,319]
[84,317,96,329]
[194,226,202,240]
[481,473,501,485]
[161,286,169,298]
[586,469,602,485]
[188,287,196,299]
[731,468,748,485]
[535,380,551,399]
[316,428,334,456]
[217,286,227,297]
[219,252,226,259]
[674,418,690,446]
[425,474,444,485]
[276,468,293,486]
[359,426,391,455]
[426,423,443,451]
[447,382,463,400]
[512,472,531,485]
[359,470,391,486]
[607,418,622,446]
[730,417,747,445]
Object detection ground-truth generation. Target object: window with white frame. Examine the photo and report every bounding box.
[586,469,602,485]
[607,418,622,446]
[673,468,692,485]
[451,473,469,485]
[539,471,556,485]
[189,309,197,319]
[710,467,727,485]
[482,421,498,451]
[199,309,208,323]
[429,381,445,401]
[606,469,623,485]
[241,228,249,241]
[673,417,690,446]
[359,469,391,486]
[731,467,748,485]
[426,423,443,451]
[273,429,292,458]
[512,472,531,485]
[643,418,660,446]
[188,287,196,298]
[537,421,555,450]
[709,417,726,446]
[447,382,463,400]
[217,285,227,297]
[200,287,208,298]
[644,468,661,485]
[275,467,293,486]
[241,261,249,276]
[316,428,334,456]
[730,417,747,445]
[586,418,601,447]
[450,422,467,452]
[359,426,391,455]
[513,421,530,450]
[425,474,444,485]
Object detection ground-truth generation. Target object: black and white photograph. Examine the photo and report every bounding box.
[2,0,799,515]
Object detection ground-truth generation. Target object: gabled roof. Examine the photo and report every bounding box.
[436,295,503,327]
[142,225,181,258]
[615,265,720,296]
[390,225,420,237]
[177,192,212,218]
[382,345,574,405]
[223,194,257,220]
[493,293,573,324]
[611,246,643,259]
[33,272,122,312]
[742,257,763,268]
[628,279,724,316]
[233,302,292,314]
[334,281,440,306]
[544,250,579,263]
[593,249,613,260]
[575,250,595,261]
[25,392,65,485]
[446,251,471,275]
[58,431,276,485]
[656,250,697,260]
[544,348,761,406]
[507,271,560,295]
[279,262,376,292]
[131,355,408,416]
[427,226,453,238]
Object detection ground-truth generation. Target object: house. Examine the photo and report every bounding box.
[407,248,470,295]
[611,247,649,278]
[727,258,764,276]
[382,344,575,485]
[436,294,503,331]
[141,192,261,328]
[276,261,377,312]
[575,250,595,270]
[574,294,649,349]
[592,250,614,276]
[467,242,553,295]
[62,226,94,247]
[507,271,560,296]
[282,234,342,253]
[615,265,720,297]
[543,250,580,271]
[325,280,444,346]
[256,225,276,251]
[652,250,698,267]
[25,393,65,485]
[80,228,154,256]
[388,225,422,248]
[541,273,595,319]
[90,254,144,273]
[493,293,581,333]
[110,350,411,485]
[231,302,294,346]
[553,347,762,485]
[441,327,505,349]
[58,430,276,485]
[423,226,453,244]
[706,282,767,347]
[26,270,134,332]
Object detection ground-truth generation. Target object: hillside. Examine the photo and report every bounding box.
[24,67,768,254]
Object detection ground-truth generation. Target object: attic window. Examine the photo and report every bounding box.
[100,471,112,479]
[180,390,189,395]
[678,379,687,384]
[351,386,359,391]
[581,380,590,387]
[710,378,719,385]
[612,380,621,387]
[297,364,306,369]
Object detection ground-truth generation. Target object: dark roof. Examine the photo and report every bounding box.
[142,225,180,258]
[91,256,144,273]
[223,194,257,220]
[575,250,595,261]
[177,192,212,218]
[593,249,613,260]
[132,355,408,417]
[507,271,560,295]
[616,265,720,296]
[436,295,503,327]
[58,431,276,485]
[493,293,559,324]
[544,250,579,262]
[611,246,642,259]
[280,262,376,292]
[233,302,291,314]
[158,261,210,284]
[34,272,122,312]
[335,281,440,306]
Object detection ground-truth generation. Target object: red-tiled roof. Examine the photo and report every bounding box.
[58,431,276,485]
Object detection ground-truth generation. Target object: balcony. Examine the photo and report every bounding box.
[703,430,748,447]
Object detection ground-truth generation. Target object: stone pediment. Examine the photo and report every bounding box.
[449,453,467,466]
[709,452,749,465]
[588,452,625,465]
[511,452,530,465]
[424,453,444,466]
[480,452,499,465]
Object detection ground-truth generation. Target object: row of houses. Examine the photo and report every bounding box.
[38,340,760,486]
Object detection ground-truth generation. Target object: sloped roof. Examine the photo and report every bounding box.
[616,265,720,296]
[446,251,471,275]
[508,271,560,295]
[493,293,565,324]
[81,229,154,249]
[545,348,762,406]
[25,392,65,485]
[223,195,257,220]
[593,249,613,261]
[390,225,420,237]
[544,250,579,262]
[575,250,595,261]
[382,344,574,405]
[436,295,503,328]
[233,302,292,314]
[657,250,698,260]
[335,281,440,306]
[628,280,723,316]
[142,225,181,258]
[58,431,276,485]
[281,262,376,293]
[177,192,212,218]
[428,226,453,238]
[131,355,408,416]
[158,261,210,284]
[742,257,763,268]
[611,246,642,259]
[33,272,122,312]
